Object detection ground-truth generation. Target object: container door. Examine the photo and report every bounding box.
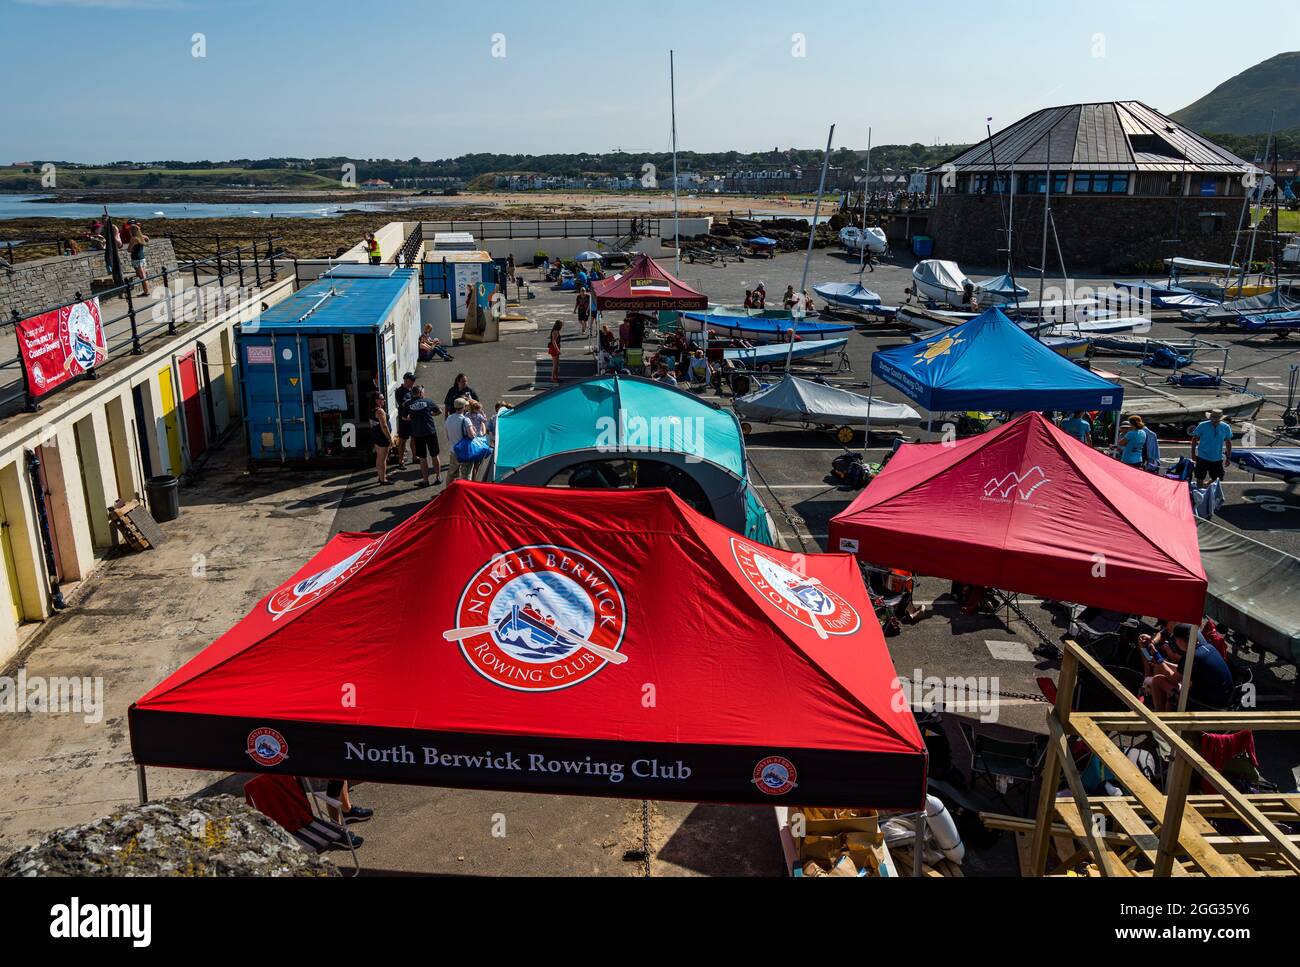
[240,336,281,460]
[0,491,24,626]
[177,350,208,460]
[157,365,184,474]
[274,336,311,459]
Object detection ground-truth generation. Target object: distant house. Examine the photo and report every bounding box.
[360,178,392,190]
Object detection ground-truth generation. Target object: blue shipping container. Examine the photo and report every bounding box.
[239,266,419,464]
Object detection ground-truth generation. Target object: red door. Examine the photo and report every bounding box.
[177,352,207,461]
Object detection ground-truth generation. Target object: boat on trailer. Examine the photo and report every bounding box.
[680,308,853,343]
[1121,390,1264,434]
[812,281,883,315]
[723,338,848,367]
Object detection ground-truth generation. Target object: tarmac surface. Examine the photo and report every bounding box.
[326,247,1300,876]
[2,245,1298,876]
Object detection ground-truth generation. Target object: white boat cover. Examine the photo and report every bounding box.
[1164,257,1236,274]
[912,260,970,299]
[734,374,921,427]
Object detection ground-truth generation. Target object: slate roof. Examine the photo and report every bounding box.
[932,101,1255,174]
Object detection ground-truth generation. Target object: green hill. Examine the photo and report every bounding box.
[1172,51,1300,135]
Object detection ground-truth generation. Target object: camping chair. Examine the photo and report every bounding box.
[625,347,645,375]
[244,774,361,875]
[957,722,1046,815]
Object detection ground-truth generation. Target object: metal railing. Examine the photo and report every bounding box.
[1,236,282,417]
[395,223,423,267]
[417,218,663,241]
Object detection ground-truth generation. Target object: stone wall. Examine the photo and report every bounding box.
[927,193,1246,273]
[1,238,177,321]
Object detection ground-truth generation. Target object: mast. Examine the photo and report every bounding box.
[670,50,680,278]
[986,119,1019,310]
[860,127,872,276]
[1037,130,1052,330]
[1240,113,1275,296]
[800,123,835,297]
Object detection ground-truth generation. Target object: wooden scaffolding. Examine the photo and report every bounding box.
[985,639,1300,877]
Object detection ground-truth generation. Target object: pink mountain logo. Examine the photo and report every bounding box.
[982,466,1050,502]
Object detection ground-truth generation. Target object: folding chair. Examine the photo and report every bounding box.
[958,722,1046,816]
[244,774,361,875]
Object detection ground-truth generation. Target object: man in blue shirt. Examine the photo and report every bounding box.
[1148,624,1234,712]
[1060,411,1093,446]
[1190,408,1233,487]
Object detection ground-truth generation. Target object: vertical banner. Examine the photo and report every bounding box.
[17,298,108,398]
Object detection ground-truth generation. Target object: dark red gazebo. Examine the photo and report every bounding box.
[590,253,708,311]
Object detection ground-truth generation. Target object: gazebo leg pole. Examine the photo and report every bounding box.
[912,811,928,877]
[864,372,874,453]
[136,765,149,806]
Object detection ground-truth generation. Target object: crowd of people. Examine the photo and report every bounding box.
[1054,407,1234,487]
[368,371,510,489]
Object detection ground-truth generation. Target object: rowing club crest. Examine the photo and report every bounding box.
[730,539,860,637]
[266,536,387,621]
[446,545,629,692]
[246,727,289,767]
[752,755,798,796]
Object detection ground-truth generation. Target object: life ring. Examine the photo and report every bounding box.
[926,794,965,863]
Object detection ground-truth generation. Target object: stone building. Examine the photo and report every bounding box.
[925,101,1258,272]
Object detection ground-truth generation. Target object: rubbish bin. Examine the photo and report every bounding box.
[146,474,180,523]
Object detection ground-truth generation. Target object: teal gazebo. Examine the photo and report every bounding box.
[493,375,774,545]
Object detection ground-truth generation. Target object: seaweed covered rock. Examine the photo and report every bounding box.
[1,795,338,877]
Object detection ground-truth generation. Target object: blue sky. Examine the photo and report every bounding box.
[2,0,1288,161]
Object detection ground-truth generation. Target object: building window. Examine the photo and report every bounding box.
[1074,172,1129,194]
[1022,172,1069,194]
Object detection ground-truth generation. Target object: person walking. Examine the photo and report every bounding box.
[574,286,592,337]
[1190,408,1233,488]
[392,372,415,468]
[506,253,516,284]
[547,320,563,385]
[370,392,394,485]
[404,385,443,487]
[365,232,382,265]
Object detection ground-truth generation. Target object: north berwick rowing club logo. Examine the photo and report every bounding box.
[446,545,629,692]
[246,727,289,767]
[752,755,798,796]
[266,536,387,621]
[730,539,860,637]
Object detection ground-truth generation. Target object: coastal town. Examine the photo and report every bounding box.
[0,0,1298,947]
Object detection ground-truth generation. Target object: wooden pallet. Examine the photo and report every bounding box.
[108,500,166,551]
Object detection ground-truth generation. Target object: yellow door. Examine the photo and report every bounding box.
[0,493,23,625]
[158,366,183,474]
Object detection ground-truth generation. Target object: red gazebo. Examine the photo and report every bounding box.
[131,482,926,809]
[590,252,708,311]
[829,413,1207,623]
